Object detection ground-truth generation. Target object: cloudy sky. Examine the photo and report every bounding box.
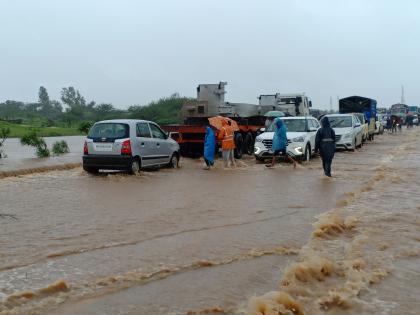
[0,0,419,109]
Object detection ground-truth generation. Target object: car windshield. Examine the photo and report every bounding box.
[88,123,129,140]
[328,116,352,128]
[267,119,306,132]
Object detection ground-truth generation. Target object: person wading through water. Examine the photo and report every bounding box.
[218,120,236,168]
[315,116,336,177]
[203,124,216,170]
[266,117,297,169]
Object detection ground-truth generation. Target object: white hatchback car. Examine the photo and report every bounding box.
[325,114,363,151]
[254,116,320,162]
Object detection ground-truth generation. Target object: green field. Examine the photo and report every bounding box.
[0,121,83,138]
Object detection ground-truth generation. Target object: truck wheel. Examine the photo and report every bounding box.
[234,133,243,159]
[244,132,254,155]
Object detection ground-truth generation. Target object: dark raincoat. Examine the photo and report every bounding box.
[203,126,216,164]
[315,117,336,160]
[272,118,287,151]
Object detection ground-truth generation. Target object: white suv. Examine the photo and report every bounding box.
[254,116,320,162]
[325,114,362,151]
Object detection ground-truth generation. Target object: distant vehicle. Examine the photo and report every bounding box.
[83,119,180,174]
[258,93,312,116]
[339,96,377,141]
[254,116,320,162]
[390,103,409,124]
[413,115,419,126]
[325,114,363,151]
[375,120,385,134]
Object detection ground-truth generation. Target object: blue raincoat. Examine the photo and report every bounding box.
[272,118,287,151]
[203,126,216,163]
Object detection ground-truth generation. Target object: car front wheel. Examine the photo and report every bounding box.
[169,153,179,168]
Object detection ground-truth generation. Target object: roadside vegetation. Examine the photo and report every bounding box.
[20,131,50,158]
[52,140,70,155]
[0,86,191,138]
[0,127,10,158]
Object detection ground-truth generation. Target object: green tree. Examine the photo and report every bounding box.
[38,86,50,106]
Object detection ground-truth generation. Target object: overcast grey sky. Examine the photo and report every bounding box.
[0,0,419,109]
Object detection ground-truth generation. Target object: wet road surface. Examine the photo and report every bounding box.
[0,129,419,315]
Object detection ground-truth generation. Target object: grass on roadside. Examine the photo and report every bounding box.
[0,121,82,138]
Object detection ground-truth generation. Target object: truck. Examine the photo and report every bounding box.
[258,93,312,116]
[162,82,273,159]
[339,96,377,141]
[390,103,409,125]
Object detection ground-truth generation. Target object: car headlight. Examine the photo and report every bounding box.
[342,133,352,139]
[291,136,305,142]
[255,137,262,143]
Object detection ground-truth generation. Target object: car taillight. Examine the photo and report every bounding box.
[83,141,88,155]
[121,139,132,155]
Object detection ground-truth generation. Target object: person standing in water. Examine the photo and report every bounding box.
[315,117,336,177]
[203,125,216,170]
[218,120,236,168]
[266,118,297,169]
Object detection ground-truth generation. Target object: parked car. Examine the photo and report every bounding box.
[254,116,320,162]
[325,114,363,151]
[83,119,180,174]
[353,113,368,143]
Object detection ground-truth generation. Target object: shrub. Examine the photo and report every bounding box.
[52,140,70,156]
[20,131,50,158]
[78,121,93,134]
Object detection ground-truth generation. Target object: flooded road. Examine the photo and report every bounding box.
[0,136,84,172]
[0,130,419,315]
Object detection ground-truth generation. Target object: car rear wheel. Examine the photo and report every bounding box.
[128,158,140,174]
[169,153,179,168]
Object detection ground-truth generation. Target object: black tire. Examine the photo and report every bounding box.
[234,133,243,159]
[302,144,311,163]
[244,132,254,155]
[83,165,99,174]
[128,158,140,175]
[168,153,179,168]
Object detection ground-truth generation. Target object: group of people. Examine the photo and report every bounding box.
[386,116,402,133]
[203,116,337,177]
[203,119,236,170]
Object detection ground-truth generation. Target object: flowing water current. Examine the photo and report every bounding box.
[0,130,419,315]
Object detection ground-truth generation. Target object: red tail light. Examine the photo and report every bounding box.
[83,141,88,155]
[121,139,132,155]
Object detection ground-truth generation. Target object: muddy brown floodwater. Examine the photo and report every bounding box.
[0,130,419,315]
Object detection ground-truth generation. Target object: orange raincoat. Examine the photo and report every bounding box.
[218,120,236,150]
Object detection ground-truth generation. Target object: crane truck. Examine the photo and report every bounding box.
[162,82,273,159]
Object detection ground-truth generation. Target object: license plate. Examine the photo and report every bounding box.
[94,143,113,152]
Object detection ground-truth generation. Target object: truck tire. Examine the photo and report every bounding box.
[234,133,243,159]
[244,132,254,155]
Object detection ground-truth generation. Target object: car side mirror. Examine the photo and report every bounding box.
[309,127,317,132]
[260,127,266,132]
[354,123,361,128]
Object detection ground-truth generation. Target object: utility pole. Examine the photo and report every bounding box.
[401,85,405,104]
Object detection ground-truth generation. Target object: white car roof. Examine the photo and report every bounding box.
[325,114,354,117]
[281,116,316,120]
[95,119,155,125]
